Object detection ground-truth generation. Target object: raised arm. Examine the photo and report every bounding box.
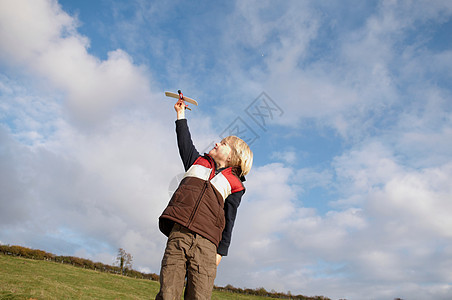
[174,99,200,170]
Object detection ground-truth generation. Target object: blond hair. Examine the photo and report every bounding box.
[222,136,253,177]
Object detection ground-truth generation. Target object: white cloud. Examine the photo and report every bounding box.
[0,0,175,273]
[0,86,180,265]
[270,149,297,165]
[368,163,452,238]
[217,135,452,298]
[217,0,452,148]
[0,0,153,125]
[0,0,76,62]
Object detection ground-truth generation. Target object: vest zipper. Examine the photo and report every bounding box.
[187,180,208,228]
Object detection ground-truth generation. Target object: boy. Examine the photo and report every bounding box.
[156,98,253,299]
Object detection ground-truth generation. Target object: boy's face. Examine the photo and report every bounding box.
[209,140,232,167]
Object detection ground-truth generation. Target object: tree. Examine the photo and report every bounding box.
[116,248,133,275]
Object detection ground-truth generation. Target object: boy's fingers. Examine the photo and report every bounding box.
[176,99,189,109]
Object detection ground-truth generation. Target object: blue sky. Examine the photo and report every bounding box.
[1,1,452,299]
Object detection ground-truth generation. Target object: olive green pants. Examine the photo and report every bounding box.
[156,223,217,300]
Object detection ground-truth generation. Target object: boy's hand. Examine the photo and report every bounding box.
[174,99,186,120]
[216,254,222,266]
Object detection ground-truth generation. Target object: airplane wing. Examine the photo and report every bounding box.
[165,91,198,106]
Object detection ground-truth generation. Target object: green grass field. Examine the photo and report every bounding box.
[0,255,268,299]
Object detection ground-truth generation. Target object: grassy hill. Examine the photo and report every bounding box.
[0,254,277,299]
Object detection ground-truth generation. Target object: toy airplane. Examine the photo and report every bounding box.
[165,90,198,110]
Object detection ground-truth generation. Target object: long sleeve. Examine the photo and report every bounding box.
[217,190,244,256]
[175,119,200,171]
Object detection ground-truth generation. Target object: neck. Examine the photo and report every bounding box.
[216,160,227,169]
[210,156,227,169]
